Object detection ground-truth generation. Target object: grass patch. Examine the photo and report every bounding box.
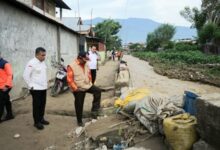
[132,50,220,87]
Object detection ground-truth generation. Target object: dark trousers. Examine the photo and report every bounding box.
[30,90,47,124]
[0,89,13,120]
[73,85,101,123]
[90,69,97,84]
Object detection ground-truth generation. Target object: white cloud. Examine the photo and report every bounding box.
[60,0,202,26]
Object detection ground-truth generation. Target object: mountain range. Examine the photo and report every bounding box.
[83,17,197,43]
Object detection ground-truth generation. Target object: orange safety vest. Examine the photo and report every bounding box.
[0,58,13,89]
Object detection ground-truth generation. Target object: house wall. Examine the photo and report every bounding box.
[45,0,56,16]
[60,28,78,65]
[17,0,32,6]
[17,0,56,16]
[0,1,79,99]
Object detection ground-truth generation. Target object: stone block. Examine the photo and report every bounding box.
[196,93,220,149]
[193,140,216,150]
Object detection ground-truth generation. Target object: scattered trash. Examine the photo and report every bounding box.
[113,143,126,150]
[73,138,91,150]
[95,144,108,150]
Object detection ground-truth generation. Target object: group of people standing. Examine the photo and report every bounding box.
[0,45,101,130]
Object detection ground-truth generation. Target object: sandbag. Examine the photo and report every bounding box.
[163,113,198,150]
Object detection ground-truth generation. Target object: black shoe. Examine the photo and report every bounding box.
[4,115,14,121]
[77,121,84,127]
[41,119,49,125]
[91,111,98,119]
[34,123,44,130]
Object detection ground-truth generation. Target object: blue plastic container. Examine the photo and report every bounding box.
[183,91,199,116]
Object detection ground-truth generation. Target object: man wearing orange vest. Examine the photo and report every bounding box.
[67,51,101,126]
[0,52,14,123]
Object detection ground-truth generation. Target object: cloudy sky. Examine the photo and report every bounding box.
[61,0,201,27]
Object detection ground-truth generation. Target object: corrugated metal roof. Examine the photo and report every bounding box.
[62,17,91,32]
[55,0,71,10]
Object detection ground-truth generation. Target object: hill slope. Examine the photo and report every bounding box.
[64,17,197,43]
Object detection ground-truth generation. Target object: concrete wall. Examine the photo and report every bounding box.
[0,1,79,99]
[60,28,78,66]
[196,93,220,149]
[17,0,32,6]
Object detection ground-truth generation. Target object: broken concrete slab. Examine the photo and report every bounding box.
[193,140,216,150]
[85,115,129,141]
[196,93,220,149]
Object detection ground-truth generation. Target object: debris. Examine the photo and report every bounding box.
[67,129,75,138]
[109,119,135,129]
[91,119,97,123]
[44,145,56,150]
[75,127,85,137]
[95,144,108,150]
[118,110,134,119]
[73,138,91,150]
[100,86,115,92]
[99,137,108,142]
[85,121,91,127]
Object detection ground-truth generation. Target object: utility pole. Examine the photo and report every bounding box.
[91,8,93,28]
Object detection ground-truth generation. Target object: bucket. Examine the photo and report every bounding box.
[183,91,199,115]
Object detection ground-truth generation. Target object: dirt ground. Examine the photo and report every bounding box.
[0,60,118,150]
[1,55,220,150]
[124,55,220,96]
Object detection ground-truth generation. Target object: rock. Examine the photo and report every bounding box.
[196,93,220,149]
[67,130,74,138]
[91,119,97,123]
[193,140,216,150]
[44,145,56,150]
[75,127,84,137]
[13,134,20,139]
[85,121,91,127]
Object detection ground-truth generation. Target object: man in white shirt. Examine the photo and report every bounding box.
[88,46,100,84]
[23,47,49,130]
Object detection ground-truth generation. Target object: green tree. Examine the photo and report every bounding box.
[180,1,220,45]
[199,22,220,44]
[202,0,220,24]
[129,43,145,51]
[94,19,122,50]
[180,7,206,31]
[146,24,176,50]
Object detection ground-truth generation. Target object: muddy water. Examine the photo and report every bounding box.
[124,55,220,96]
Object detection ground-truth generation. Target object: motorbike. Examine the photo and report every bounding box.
[50,58,69,97]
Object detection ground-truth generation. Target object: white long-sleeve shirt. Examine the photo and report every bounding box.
[88,50,100,69]
[23,57,47,90]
